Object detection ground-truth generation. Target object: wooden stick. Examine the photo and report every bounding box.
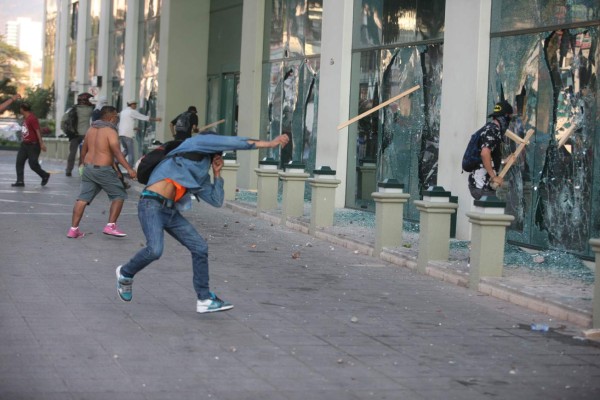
[498,129,535,179]
[504,129,529,145]
[557,124,576,149]
[198,119,226,132]
[337,85,420,131]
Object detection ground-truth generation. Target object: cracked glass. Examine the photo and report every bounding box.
[490,26,599,258]
[348,0,444,218]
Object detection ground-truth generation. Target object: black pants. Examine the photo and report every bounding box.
[66,135,84,173]
[15,142,48,183]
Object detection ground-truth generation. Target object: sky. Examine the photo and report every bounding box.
[0,0,44,34]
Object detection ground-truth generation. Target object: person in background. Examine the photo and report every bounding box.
[66,93,94,177]
[467,100,514,200]
[67,106,136,239]
[169,106,199,141]
[11,102,50,187]
[118,100,162,167]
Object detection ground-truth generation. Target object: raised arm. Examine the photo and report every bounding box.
[247,134,289,149]
[0,94,20,113]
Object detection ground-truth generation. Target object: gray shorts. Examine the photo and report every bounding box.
[78,165,127,204]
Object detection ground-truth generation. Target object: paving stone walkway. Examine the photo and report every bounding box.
[1,151,599,400]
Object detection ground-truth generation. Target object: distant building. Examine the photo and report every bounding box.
[4,17,43,86]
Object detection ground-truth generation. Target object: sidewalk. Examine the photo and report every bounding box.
[1,151,599,400]
[231,192,595,328]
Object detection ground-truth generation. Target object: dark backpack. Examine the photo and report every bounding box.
[461,129,483,172]
[136,140,207,184]
[60,107,79,139]
[91,108,102,122]
[174,112,192,133]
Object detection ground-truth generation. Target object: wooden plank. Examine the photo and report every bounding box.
[337,85,420,131]
[497,128,535,179]
[505,129,529,145]
[198,119,226,132]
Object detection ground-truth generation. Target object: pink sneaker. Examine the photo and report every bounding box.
[67,227,84,239]
[103,223,127,237]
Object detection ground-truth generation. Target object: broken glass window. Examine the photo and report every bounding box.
[491,0,599,33]
[489,26,598,258]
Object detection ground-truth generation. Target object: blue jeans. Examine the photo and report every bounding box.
[119,136,135,166]
[121,198,211,300]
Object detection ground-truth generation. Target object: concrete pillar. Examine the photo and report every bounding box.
[221,152,240,202]
[157,1,210,143]
[357,160,377,201]
[437,0,492,240]
[414,186,458,273]
[75,0,89,94]
[316,1,353,208]
[589,239,600,328]
[57,138,69,160]
[279,163,309,223]
[238,0,265,190]
[94,0,111,100]
[372,179,411,256]
[54,0,71,134]
[466,196,515,289]
[308,167,341,234]
[254,159,280,212]
[123,0,140,107]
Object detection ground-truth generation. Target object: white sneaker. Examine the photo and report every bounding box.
[197,292,234,313]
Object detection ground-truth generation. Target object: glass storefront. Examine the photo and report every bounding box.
[42,0,58,90]
[489,0,600,257]
[136,0,161,155]
[109,0,126,111]
[262,0,322,179]
[348,0,445,215]
[87,0,101,81]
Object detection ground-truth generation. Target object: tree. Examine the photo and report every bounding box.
[0,77,19,116]
[0,36,29,83]
[24,85,53,119]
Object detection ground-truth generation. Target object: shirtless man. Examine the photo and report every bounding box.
[67,106,137,239]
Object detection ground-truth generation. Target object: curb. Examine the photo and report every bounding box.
[226,200,592,328]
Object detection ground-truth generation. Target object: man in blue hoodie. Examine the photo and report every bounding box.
[116,133,289,313]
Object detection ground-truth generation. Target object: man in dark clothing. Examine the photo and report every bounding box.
[169,106,199,141]
[66,93,94,177]
[468,100,513,200]
[12,102,50,187]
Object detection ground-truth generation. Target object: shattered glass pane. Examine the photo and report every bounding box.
[136,4,160,155]
[490,26,599,258]
[266,0,323,59]
[491,0,600,33]
[284,0,306,57]
[347,44,442,220]
[266,0,285,59]
[305,1,323,56]
[354,0,445,48]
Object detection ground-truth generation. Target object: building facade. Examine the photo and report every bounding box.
[43,0,600,258]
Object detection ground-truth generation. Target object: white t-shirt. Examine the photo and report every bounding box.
[118,107,150,138]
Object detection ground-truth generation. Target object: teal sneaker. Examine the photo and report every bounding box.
[116,266,133,302]
[196,292,234,313]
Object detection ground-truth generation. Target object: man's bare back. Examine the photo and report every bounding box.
[79,107,136,180]
[82,126,122,166]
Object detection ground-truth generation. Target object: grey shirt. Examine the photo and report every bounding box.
[76,105,94,136]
